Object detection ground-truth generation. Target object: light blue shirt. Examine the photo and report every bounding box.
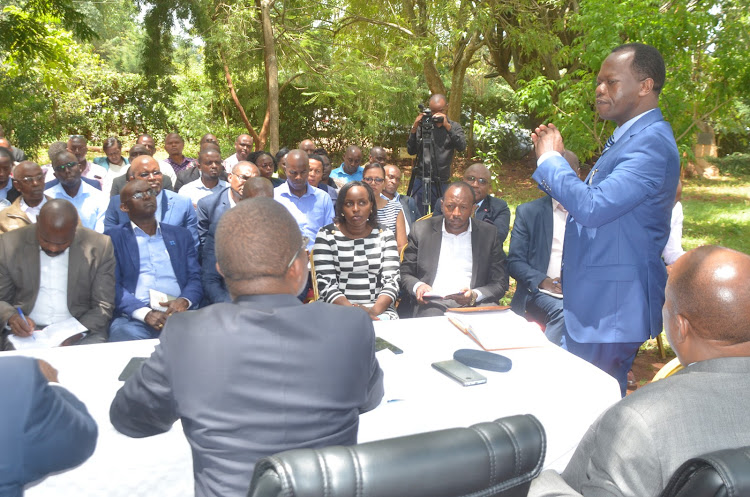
[0,181,12,200]
[329,165,363,184]
[274,182,334,250]
[132,223,182,307]
[44,181,107,232]
[178,177,228,207]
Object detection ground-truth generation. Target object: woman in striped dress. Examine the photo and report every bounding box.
[313,181,401,320]
[362,163,407,253]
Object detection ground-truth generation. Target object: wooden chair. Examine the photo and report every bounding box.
[308,250,319,302]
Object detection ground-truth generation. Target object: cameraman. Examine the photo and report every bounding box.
[406,94,466,214]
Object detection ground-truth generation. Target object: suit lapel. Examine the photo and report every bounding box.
[124,223,141,275]
[540,196,553,265]
[470,219,480,288]
[23,228,41,310]
[66,230,83,308]
[475,198,489,222]
[161,226,182,287]
[425,218,443,283]
[160,190,169,222]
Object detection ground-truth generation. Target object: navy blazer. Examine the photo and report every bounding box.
[201,221,231,304]
[106,222,203,317]
[435,194,511,246]
[532,108,679,344]
[507,196,553,315]
[196,187,231,254]
[0,356,97,495]
[104,189,199,248]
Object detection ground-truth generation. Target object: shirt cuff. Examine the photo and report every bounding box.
[132,307,151,323]
[537,151,562,167]
[180,298,192,309]
[474,289,484,302]
[413,282,427,295]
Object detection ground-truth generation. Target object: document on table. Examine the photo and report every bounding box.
[7,317,87,350]
[445,310,549,350]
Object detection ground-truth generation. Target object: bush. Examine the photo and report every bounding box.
[705,153,750,175]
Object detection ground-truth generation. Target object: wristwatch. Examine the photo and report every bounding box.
[468,290,477,307]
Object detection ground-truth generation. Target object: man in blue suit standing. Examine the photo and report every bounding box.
[1,356,97,495]
[508,151,580,347]
[106,179,202,341]
[531,43,680,395]
[104,156,198,248]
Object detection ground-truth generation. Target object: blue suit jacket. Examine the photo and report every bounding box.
[201,221,231,304]
[507,196,553,315]
[532,108,679,343]
[435,194,511,246]
[104,189,199,248]
[196,187,231,255]
[106,222,203,317]
[0,356,97,495]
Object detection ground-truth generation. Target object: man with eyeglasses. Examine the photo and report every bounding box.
[44,151,108,232]
[434,163,511,248]
[0,162,51,232]
[110,197,383,496]
[67,135,107,190]
[105,179,202,341]
[104,155,198,247]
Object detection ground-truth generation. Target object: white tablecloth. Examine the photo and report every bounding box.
[6,311,620,496]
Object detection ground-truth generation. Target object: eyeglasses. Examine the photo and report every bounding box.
[53,162,80,172]
[286,236,310,271]
[234,174,254,181]
[17,174,45,185]
[130,188,157,200]
[464,175,489,185]
[136,170,162,179]
[363,177,384,184]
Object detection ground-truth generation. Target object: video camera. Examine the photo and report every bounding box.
[419,104,444,130]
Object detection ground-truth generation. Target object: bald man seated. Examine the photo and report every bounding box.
[111,197,384,497]
[0,199,115,348]
[529,245,750,496]
[0,161,50,233]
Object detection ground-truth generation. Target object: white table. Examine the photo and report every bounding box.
[7,311,620,496]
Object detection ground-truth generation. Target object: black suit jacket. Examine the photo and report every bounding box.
[110,167,174,196]
[435,194,511,246]
[400,216,508,310]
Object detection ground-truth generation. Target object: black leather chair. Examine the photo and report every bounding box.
[660,446,750,497]
[247,414,545,497]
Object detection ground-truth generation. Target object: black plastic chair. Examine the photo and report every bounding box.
[660,446,750,497]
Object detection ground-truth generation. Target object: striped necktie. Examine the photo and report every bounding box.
[602,134,615,154]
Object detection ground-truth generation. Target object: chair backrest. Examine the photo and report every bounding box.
[308,249,319,302]
[247,414,545,497]
[659,446,750,497]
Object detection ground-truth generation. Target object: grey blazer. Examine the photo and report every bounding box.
[0,224,115,345]
[110,293,384,497]
[528,357,750,496]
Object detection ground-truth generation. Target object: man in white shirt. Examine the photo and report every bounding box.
[400,182,508,317]
[44,151,108,232]
[223,134,253,172]
[663,179,686,267]
[178,148,228,208]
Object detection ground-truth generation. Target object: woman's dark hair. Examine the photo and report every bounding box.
[335,181,379,228]
[362,162,385,176]
[313,147,329,157]
[102,136,122,152]
[249,151,278,172]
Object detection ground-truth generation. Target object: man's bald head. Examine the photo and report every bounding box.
[665,246,750,364]
[562,150,581,176]
[36,200,78,257]
[129,156,159,177]
[241,177,274,199]
[216,198,307,296]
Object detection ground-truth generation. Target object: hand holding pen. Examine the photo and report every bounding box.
[8,307,36,338]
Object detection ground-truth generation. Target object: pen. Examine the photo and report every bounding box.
[447,316,481,346]
[16,307,34,340]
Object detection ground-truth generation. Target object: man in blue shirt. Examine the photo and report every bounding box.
[329,145,363,188]
[106,179,202,341]
[274,149,334,251]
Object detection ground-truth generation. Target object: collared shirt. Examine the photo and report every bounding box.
[546,198,568,280]
[0,181,12,201]
[329,165,364,189]
[28,248,74,326]
[178,177,228,207]
[420,220,476,298]
[227,188,237,209]
[102,161,129,196]
[44,181,107,232]
[223,153,239,173]
[81,161,108,189]
[162,156,198,174]
[274,182,334,250]
[130,222,183,322]
[20,196,47,223]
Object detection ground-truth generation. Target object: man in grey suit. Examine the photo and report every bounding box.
[400,182,508,317]
[110,197,384,497]
[528,245,750,496]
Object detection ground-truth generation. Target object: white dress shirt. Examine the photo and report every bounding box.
[20,196,48,223]
[28,248,74,326]
[546,199,568,280]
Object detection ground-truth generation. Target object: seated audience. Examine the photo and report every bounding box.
[529,245,750,496]
[313,181,401,320]
[434,162,511,247]
[362,162,407,252]
[274,149,334,250]
[196,161,259,253]
[110,146,175,196]
[508,151,580,346]
[663,179,686,267]
[106,179,201,341]
[104,155,198,247]
[0,162,49,232]
[44,151,108,232]
[0,146,19,209]
[178,147,228,207]
[1,357,97,494]
[42,141,69,182]
[0,199,115,348]
[201,177,274,304]
[95,137,130,194]
[400,182,508,317]
[368,146,388,165]
[223,134,253,172]
[66,135,107,189]
[307,153,337,202]
[382,164,420,232]
[329,145,363,188]
[252,150,284,187]
[110,197,384,497]
[161,132,197,174]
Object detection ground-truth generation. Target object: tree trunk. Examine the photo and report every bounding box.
[221,54,262,150]
[259,0,279,154]
[424,59,447,96]
[447,32,483,122]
